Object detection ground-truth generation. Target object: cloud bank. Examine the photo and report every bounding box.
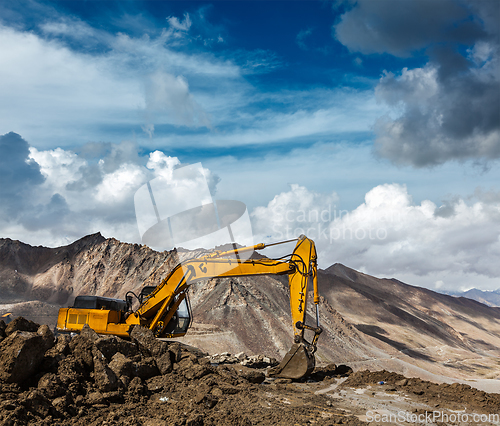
[335,0,500,166]
[0,2,381,152]
[1,132,499,290]
[252,183,500,290]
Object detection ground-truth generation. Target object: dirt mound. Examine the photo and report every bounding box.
[3,317,500,426]
[0,318,363,426]
[341,370,500,414]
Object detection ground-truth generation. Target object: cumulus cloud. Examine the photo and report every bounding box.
[2,131,499,290]
[252,184,339,241]
[324,183,500,285]
[146,151,220,197]
[334,0,484,57]
[374,56,500,166]
[0,132,225,247]
[29,147,86,193]
[20,194,70,232]
[334,0,500,166]
[146,150,181,179]
[251,183,500,290]
[94,164,146,205]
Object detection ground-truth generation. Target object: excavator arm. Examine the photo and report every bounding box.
[57,235,322,379]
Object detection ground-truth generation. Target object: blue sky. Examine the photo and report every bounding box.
[0,0,499,291]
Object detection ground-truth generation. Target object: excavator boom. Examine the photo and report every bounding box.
[57,235,322,379]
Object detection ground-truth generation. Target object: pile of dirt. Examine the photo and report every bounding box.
[0,318,362,426]
[341,370,500,414]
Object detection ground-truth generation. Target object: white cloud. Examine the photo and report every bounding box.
[376,66,439,106]
[0,20,233,148]
[192,88,384,148]
[296,28,312,50]
[3,135,500,291]
[331,183,500,283]
[166,13,192,35]
[0,9,381,152]
[29,147,86,195]
[250,183,500,291]
[95,163,146,204]
[252,184,339,241]
[334,0,500,166]
[146,150,181,179]
[4,143,151,244]
[146,151,219,197]
[0,24,142,141]
[1,140,227,251]
[143,70,211,130]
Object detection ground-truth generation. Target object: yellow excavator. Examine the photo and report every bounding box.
[56,235,322,379]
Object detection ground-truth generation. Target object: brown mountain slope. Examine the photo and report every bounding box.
[323,263,500,353]
[319,264,500,383]
[0,233,175,305]
[183,275,377,364]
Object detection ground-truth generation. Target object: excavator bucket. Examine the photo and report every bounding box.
[268,343,315,380]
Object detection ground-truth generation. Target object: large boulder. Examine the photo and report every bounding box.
[37,373,66,399]
[5,317,40,336]
[156,351,173,375]
[130,325,181,374]
[108,352,134,378]
[94,335,139,361]
[68,334,94,370]
[80,324,100,342]
[46,334,71,357]
[57,355,85,388]
[0,327,54,383]
[133,357,160,380]
[130,325,168,357]
[20,389,53,417]
[93,348,119,392]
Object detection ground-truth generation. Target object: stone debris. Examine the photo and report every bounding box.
[0,317,358,425]
[4,317,40,336]
[205,352,279,368]
[0,325,55,383]
[2,317,498,426]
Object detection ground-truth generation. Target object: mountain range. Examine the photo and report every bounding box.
[1,233,499,390]
[440,288,500,307]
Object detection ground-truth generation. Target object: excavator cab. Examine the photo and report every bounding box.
[137,286,192,338]
[162,296,191,337]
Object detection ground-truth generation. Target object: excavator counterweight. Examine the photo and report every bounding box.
[56,235,323,380]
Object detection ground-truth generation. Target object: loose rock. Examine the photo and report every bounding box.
[0,330,54,383]
[4,317,40,336]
